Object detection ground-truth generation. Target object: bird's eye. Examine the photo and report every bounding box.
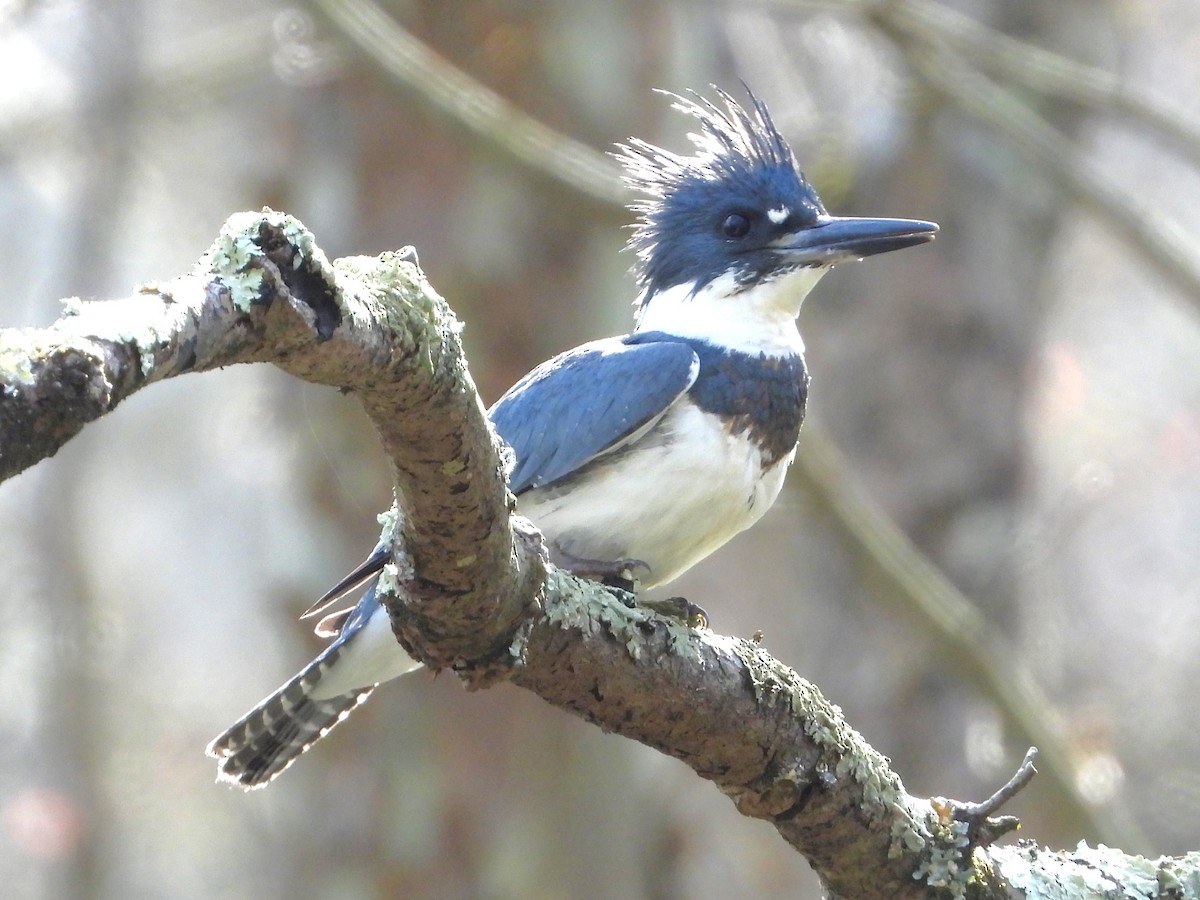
[721,212,752,239]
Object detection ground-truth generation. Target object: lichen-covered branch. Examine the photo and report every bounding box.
[1,210,362,479]
[2,210,1195,898]
[0,208,533,666]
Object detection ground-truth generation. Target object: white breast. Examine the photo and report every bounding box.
[517,402,794,589]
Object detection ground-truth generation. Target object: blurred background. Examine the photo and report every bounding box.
[1,0,1199,897]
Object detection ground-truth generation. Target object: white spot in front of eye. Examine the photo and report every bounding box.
[768,206,789,224]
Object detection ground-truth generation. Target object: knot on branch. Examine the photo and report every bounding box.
[381,511,549,687]
[199,208,341,341]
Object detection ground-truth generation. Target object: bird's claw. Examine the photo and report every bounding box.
[637,596,709,629]
[552,548,651,593]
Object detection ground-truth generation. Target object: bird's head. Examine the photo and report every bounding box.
[617,87,937,352]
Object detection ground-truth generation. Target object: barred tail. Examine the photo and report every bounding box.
[206,649,372,790]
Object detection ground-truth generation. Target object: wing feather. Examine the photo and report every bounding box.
[489,336,698,494]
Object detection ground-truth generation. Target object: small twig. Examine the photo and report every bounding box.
[956,746,1040,823]
[935,746,1039,848]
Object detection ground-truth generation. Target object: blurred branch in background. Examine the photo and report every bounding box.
[791,431,1130,844]
[769,0,1200,169]
[304,0,620,206]
[878,0,1200,169]
[295,0,1186,846]
[867,5,1200,314]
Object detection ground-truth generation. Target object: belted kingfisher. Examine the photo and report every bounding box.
[207,87,937,788]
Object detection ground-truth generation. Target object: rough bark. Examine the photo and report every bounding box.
[2,210,1196,898]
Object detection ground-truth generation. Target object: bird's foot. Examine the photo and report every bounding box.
[638,596,709,629]
[551,548,651,593]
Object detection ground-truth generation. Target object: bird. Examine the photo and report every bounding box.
[207,86,938,789]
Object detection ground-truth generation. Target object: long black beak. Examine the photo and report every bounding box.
[771,215,938,265]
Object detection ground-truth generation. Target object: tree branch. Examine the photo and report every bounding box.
[4,210,1196,897]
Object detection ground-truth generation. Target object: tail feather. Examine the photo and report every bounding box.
[209,579,419,789]
[206,648,373,790]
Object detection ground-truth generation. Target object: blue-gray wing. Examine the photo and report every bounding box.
[489,336,699,494]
